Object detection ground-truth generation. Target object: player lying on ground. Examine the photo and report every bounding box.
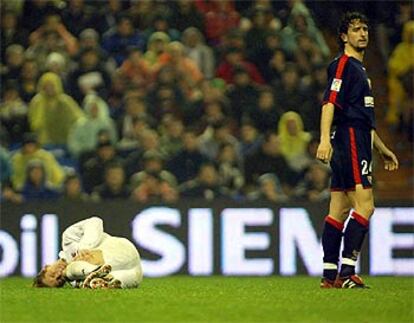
[33,216,143,289]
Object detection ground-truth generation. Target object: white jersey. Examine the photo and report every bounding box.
[59,217,143,288]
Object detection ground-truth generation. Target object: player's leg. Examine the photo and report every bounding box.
[339,184,374,284]
[107,266,143,289]
[321,191,351,288]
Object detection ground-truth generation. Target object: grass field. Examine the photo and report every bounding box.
[1,276,413,322]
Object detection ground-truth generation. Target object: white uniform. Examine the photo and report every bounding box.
[58,217,143,288]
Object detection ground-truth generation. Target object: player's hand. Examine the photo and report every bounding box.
[379,149,399,171]
[316,141,333,163]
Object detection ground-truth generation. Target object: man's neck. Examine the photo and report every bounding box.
[344,46,364,62]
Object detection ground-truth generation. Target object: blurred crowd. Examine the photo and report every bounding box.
[0,0,412,204]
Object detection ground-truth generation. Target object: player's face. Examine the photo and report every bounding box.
[42,260,67,287]
[344,19,369,51]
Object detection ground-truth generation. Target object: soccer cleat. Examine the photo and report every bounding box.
[90,278,109,289]
[338,275,370,289]
[107,279,122,289]
[320,278,341,289]
[81,264,112,288]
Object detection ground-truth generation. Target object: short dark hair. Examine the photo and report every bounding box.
[337,12,369,50]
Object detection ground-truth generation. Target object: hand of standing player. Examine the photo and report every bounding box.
[378,147,399,171]
[316,140,333,163]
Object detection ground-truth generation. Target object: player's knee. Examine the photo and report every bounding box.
[357,205,375,218]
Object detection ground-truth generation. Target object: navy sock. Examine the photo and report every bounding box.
[340,211,369,277]
[322,216,344,281]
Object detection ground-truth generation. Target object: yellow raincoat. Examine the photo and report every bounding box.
[278,111,311,171]
[387,21,414,124]
[29,72,84,145]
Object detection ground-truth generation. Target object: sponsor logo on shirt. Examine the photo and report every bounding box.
[330,78,342,92]
[364,96,374,107]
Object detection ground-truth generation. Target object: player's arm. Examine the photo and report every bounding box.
[60,217,104,260]
[373,131,399,171]
[64,260,100,281]
[316,102,335,163]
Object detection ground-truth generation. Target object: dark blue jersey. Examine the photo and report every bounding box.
[323,54,376,130]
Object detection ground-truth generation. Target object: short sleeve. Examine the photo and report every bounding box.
[322,55,350,109]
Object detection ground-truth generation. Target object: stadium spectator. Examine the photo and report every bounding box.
[239,121,263,157]
[159,115,185,158]
[180,162,227,200]
[243,132,296,192]
[387,21,414,126]
[244,7,278,64]
[21,0,59,32]
[143,31,171,70]
[77,28,117,74]
[67,48,112,103]
[217,143,244,197]
[102,15,144,66]
[294,162,330,202]
[1,44,25,82]
[0,145,22,203]
[29,72,84,145]
[280,11,329,59]
[226,67,259,125]
[1,10,28,61]
[61,171,89,202]
[61,0,95,37]
[199,101,228,130]
[68,94,118,158]
[0,145,11,186]
[169,0,205,33]
[277,111,312,172]
[183,78,228,126]
[247,173,289,203]
[18,58,40,103]
[147,65,188,120]
[92,162,130,200]
[106,72,128,120]
[81,139,122,193]
[118,47,153,90]
[95,0,124,35]
[27,14,79,62]
[197,0,241,47]
[266,48,287,85]
[167,128,209,183]
[216,47,265,85]
[10,133,65,191]
[181,27,215,80]
[20,160,61,201]
[247,87,282,133]
[199,120,240,161]
[250,30,283,83]
[157,41,204,98]
[123,128,162,177]
[131,151,178,203]
[274,63,307,116]
[127,0,160,31]
[143,13,181,46]
[0,81,29,144]
[44,52,69,82]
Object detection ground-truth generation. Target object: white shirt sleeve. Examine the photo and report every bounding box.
[60,217,104,261]
[65,261,100,281]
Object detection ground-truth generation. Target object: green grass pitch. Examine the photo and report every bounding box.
[1,276,413,322]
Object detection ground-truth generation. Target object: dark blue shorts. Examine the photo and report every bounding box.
[330,127,373,191]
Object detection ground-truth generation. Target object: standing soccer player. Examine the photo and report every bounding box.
[316,12,399,288]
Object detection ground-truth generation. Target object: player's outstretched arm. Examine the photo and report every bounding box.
[316,102,335,163]
[373,131,399,171]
